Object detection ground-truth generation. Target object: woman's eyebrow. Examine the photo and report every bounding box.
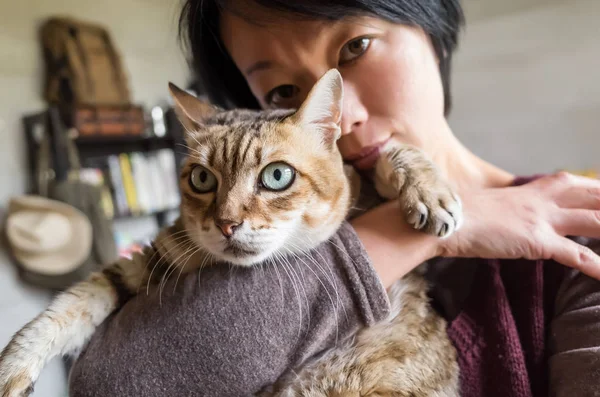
[245,60,275,77]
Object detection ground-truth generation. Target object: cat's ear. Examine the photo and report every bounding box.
[168,82,218,132]
[291,69,343,148]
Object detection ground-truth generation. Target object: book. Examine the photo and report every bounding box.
[156,149,181,209]
[130,152,152,214]
[107,155,129,216]
[119,153,140,215]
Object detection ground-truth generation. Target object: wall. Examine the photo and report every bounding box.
[450,0,600,175]
[0,1,188,395]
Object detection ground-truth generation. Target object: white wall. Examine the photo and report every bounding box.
[450,0,600,175]
[0,1,188,395]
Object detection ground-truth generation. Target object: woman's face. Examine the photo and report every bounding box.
[220,8,446,170]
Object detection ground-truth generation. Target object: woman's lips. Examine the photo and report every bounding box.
[346,139,390,170]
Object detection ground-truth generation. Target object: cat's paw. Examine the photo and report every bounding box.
[0,354,35,397]
[374,144,463,239]
[0,371,34,397]
[401,179,463,238]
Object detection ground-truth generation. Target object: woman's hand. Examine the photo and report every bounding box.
[440,172,600,280]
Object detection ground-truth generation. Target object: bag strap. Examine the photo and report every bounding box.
[65,127,82,181]
[68,22,96,103]
[36,116,55,197]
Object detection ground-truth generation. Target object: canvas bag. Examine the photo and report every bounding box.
[40,17,131,106]
[27,112,118,290]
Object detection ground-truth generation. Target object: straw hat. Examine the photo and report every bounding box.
[4,195,92,276]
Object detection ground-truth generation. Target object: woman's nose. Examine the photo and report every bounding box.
[340,82,368,137]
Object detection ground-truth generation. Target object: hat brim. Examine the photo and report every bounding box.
[5,196,93,276]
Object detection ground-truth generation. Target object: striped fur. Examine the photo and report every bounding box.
[0,72,462,397]
[262,273,459,397]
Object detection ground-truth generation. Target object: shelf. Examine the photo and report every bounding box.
[75,134,179,159]
[75,134,175,145]
[112,207,179,221]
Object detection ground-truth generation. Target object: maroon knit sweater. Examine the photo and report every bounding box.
[447,257,565,397]
[446,176,566,397]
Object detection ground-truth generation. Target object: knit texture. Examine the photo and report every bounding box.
[69,221,390,396]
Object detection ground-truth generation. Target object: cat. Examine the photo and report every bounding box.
[0,69,461,397]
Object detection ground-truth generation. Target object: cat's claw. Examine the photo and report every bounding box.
[403,186,463,239]
[373,144,464,239]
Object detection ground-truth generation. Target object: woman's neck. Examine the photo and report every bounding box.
[425,122,515,190]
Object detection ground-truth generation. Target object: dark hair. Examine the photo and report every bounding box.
[179,0,464,114]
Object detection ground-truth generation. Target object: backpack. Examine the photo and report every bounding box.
[40,17,131,106]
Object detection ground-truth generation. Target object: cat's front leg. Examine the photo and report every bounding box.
[374,142,463,238]
[0,254,147,397]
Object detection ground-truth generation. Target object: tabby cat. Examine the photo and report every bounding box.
[0,69,461,397]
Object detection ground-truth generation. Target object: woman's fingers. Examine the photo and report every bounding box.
[541,172,600,210]
[550,236,600,280]
[556,209,600,239]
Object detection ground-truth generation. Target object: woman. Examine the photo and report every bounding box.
[69,1,600,396]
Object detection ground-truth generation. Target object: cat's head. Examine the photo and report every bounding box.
[169,69,351,266]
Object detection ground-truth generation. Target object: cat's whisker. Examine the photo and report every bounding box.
[158,241,197,305]
[285,233,348,332]
[305,242,349,326]
[280,253,311,331]
[187,131,212,155]
[145,234,196,296]
[283,246,340,342]
[274,252,303,338]
[158,242,199,305]
[173,246,204,293]
[140,230,197,295]
[197,250,213,289]
[286,240,337,292]
[142,228,195,276]
[145,239,192,297]
[268,258,286,310]
[161,240,199,289]
[177,142,204,157]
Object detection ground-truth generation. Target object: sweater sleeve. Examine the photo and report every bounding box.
[69,221,390,397]
[548,239,600,396]
[328,221,391,325]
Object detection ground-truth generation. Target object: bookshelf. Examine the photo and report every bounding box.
[22,106,187,229]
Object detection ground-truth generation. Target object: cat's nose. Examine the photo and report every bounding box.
[214,219,243,237]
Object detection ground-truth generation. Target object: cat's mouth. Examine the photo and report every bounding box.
[222,241,261,258]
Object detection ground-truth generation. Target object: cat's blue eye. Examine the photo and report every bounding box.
[190,165,217,193]
[339,36,372,65]
[260,162,295,191]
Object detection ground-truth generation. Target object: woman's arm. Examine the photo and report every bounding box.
[352,172,600,288]
[351,200,439,289]
[548,246,600,397]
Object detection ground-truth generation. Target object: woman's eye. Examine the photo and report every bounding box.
[260,162,295,191]
[189,165,217,193]
[265,85,299,108]
[339,37,372,64]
